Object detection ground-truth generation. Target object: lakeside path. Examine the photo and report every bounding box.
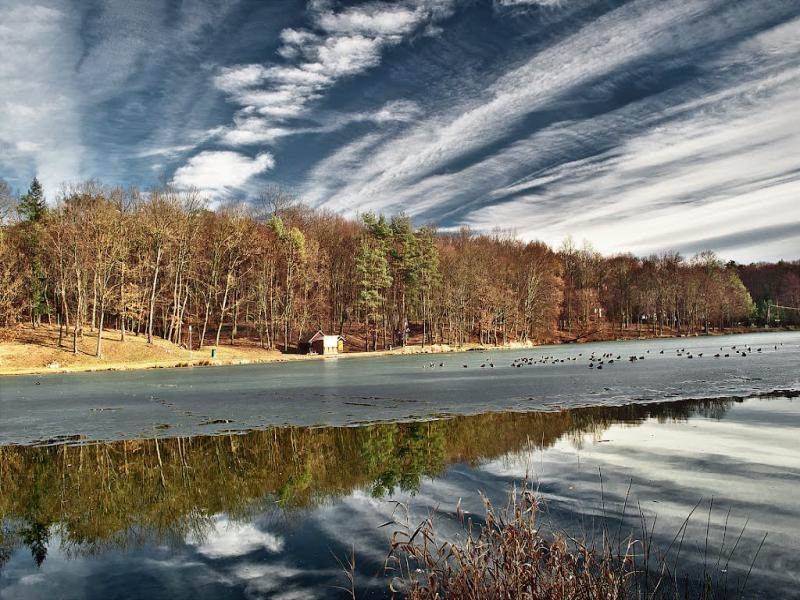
[2,331,798,446]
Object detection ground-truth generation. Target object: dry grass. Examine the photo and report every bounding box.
[382,484,765,600]
[0,323,285,375]
[385,487,634,600]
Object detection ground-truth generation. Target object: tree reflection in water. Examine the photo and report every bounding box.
[0,398,737,568]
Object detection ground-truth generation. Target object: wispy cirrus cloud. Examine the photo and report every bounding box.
[216,99,421,146]
[204,0,455,150]
[0,0,248,194]
[167,0,455,195]
[2,0,798,261]
[494,0,570,6]
[0,1,83,194]
[300,0,800,262]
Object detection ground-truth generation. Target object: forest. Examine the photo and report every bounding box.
[0,177,794,357]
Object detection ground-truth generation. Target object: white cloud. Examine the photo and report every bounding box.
[214,64,269,93]
[221,123,292,146]
[199,0,456,168]
[453,19,800,261]
[278,27,321,57]
[0,0,247,192]
[15,141,41,153]
[0,2,83,195]
[316,5,420,36]
[495,0,570,6]
[263,66,331,86]
[312,34,384,77]
[172,150,275,195]
[218,100,421,146]
[136,144,195,158]
[76,1,244,173]
[73,1,240,103]
[300,132,389,203]
[306,0,710,209]
[370,99,422,123]
[301,0,800,262]
[186,514,285,558]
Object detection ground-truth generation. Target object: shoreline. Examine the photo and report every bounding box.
[1,326,793,377]
[1,340,531,377]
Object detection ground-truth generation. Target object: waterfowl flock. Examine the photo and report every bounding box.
[421,341,785,371]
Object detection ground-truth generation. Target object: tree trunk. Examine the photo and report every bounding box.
[215,272,232,347]
[90,267,98,331]
[401,290,406,347]
[283,259,293,352]
[231,292,239,345]
[422,292,426,348]
[72,264,82,355]
[59,285,69,348]
[147,246,162,344]
[200,297,211,349]
[95,296,105,357]
[120,268,126,342]
[176,284,189,345]
[167,256,182,343]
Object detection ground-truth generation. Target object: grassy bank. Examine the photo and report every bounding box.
[0,323,539,376]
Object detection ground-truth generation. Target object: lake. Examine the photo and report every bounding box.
[1,332,799,598]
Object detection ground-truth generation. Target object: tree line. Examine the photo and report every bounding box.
[0,178,771,356]
[737,261,800,326]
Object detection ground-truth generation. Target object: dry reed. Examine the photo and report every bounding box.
[381,482,765,600]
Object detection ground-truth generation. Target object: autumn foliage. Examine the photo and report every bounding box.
[0,181,770,355]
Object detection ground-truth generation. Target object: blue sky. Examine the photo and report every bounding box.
[1,0,798,261]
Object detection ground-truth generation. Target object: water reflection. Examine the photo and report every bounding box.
[2,396,799,598]
[0,399,736,565]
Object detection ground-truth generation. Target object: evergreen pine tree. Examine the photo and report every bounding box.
[18,177,46,222]
[18,177,49,325]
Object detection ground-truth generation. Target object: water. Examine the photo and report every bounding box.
[2,332,798,445]
[1,332,799,598]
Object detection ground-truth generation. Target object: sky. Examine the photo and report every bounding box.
[0,0,799,262]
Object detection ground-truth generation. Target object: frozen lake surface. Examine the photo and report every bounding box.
[2,331,798,445]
